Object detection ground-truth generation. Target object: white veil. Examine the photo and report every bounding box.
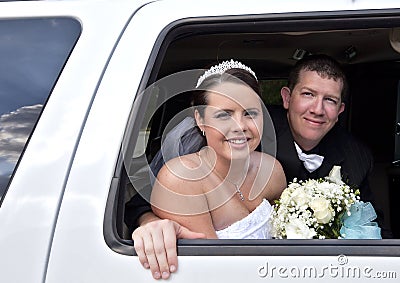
[149,116,205,185]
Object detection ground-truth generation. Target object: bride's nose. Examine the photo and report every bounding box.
[231,114,248,133]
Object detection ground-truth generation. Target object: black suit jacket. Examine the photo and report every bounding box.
[268,106,391,238]
[268,106,373,191]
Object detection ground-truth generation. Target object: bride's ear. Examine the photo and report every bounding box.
[194,109,205,132]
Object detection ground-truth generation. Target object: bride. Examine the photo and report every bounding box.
[150,60,287,239]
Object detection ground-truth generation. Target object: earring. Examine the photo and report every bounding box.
[202,130,205,136]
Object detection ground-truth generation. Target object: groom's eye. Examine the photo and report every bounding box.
[324,97,339,105]
[302,91,314,97]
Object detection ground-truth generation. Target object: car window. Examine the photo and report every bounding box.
[105,10,400,256]
[0,17,81,204]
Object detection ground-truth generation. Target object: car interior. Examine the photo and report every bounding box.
[106,10,400,253]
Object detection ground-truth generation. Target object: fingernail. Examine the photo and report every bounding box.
[170,265,176,272]
[153,272,161,279]
[162,272,170,279]
[143,263,149,269]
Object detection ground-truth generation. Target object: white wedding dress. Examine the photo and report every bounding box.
[215,199,273,239]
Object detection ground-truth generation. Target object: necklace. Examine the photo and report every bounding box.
[215,171,245,202]
[200,149,246,201]
[227,179,245,201]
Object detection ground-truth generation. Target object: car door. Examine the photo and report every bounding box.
[0,1,146,283]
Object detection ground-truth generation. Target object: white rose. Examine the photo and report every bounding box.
[285,218,316,239]
[280,189,291,204]
[291,187,309,206]
[327,165,345,185]
[310,197,333,224]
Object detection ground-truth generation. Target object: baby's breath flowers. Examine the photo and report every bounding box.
[270,166,361,239]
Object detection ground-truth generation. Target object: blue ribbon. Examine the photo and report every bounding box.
[340,201,382,239]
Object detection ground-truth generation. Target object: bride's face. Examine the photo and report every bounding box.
[196,81,263,161]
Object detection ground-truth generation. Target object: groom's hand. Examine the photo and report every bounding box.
[132,213,206,280]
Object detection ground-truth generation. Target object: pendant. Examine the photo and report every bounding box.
[234,184,245,201]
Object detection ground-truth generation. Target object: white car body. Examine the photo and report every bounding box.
[0,0,399,282]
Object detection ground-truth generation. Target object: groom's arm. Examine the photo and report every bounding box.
[124,191,153,234]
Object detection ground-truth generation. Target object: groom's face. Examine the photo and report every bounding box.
[281,70,345,151]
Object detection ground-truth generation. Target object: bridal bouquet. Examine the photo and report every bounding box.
[270,166,381,239]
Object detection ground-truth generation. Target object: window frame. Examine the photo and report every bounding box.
[104,8,400,257]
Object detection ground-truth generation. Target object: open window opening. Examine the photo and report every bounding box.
[105,10,400,256]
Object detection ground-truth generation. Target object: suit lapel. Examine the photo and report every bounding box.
[317,127,345,178]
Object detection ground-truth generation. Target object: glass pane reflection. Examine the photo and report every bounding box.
[0,17,81,202]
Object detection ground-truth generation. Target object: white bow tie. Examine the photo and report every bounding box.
[294,142,324,173]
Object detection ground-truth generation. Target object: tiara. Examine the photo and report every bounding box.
[195,59,257,88]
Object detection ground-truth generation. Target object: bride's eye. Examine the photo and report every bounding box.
[214,110,231,120]
[244,109,259,118]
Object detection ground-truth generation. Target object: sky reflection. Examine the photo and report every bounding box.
[0,17,80,200]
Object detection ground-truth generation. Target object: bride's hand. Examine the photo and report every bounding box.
[132,217,206,280]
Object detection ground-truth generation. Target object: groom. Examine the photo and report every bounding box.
[125,54,390,280]
[269,54,373,199]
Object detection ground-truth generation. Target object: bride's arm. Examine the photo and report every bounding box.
[150,161,218,239]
